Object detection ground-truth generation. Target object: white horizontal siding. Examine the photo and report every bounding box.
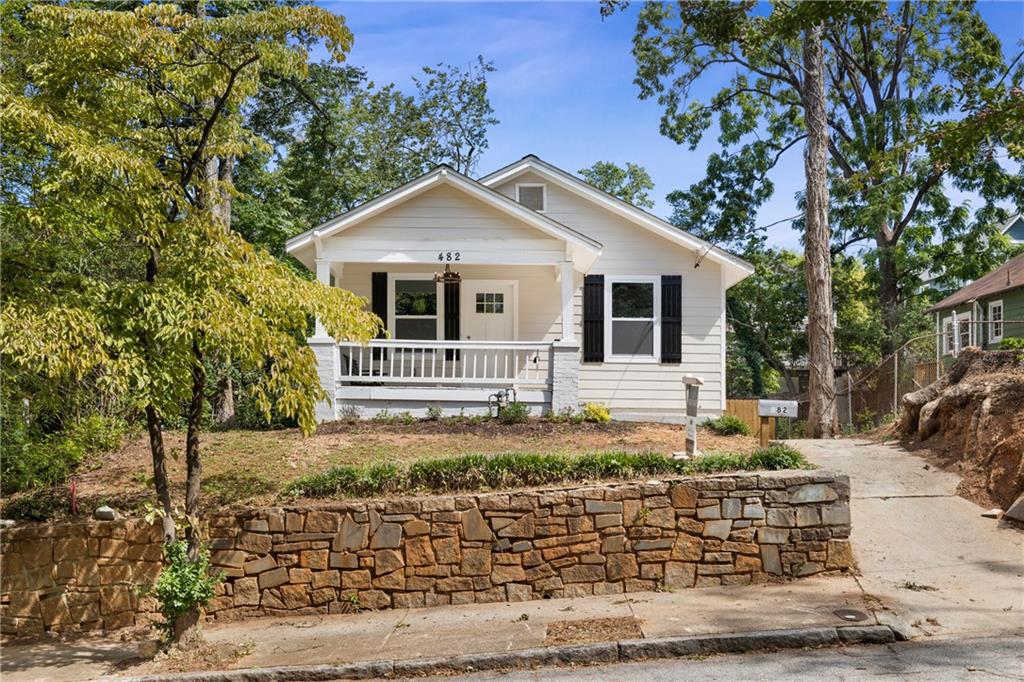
[495,172,727,415]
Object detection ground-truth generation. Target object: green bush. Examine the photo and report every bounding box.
[497,401,530,424]
[580,403,611,423]
[153,541,222,638]
[280,446,812,500]
[704,414,752,436]
[1000,337,1024,351]
[425,405,443,421]
[0,414,128,495]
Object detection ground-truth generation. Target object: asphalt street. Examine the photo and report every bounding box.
[454,635,1024,681]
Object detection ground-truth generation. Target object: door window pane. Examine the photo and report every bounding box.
[395,280,436,316]
[612,282,653,317]
[474,292,505,314]
[612,320,654,355]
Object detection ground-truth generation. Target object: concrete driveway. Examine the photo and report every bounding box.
[791,439,1023,639]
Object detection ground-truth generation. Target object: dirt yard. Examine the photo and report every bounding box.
[51,420,756,516]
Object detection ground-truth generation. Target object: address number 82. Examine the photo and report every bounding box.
[438,251,461,262]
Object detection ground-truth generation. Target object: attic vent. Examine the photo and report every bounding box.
[516,184,546,212]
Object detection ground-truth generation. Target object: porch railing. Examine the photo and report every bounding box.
[336,340,551,386]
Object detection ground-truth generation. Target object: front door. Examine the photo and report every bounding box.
[460,280,515,341]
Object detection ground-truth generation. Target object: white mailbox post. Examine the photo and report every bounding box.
[757,399,799,446]
[677,375,705,458]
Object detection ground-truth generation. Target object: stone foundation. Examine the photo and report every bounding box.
[1,470,853,636]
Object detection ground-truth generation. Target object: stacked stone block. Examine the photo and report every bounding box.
[0,470,854,635]
[0,519,162,637]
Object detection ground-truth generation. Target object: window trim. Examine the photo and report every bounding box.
[604,275,661,363]
[515,183,547,212]
[988,299,1004,344]
[387,273,443,341]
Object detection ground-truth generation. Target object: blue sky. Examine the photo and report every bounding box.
[315,1,1024,251]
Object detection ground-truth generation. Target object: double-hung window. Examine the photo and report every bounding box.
[605,276,660,361]
[942,318,953,355]
[958,315,971,351]
[988,300,1004,344]
[392,276,439,340]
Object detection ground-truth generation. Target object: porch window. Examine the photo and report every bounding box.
[605,276,660,360]
[988,300,1003,343]
[393,278,438,340]
[942,318,953,355]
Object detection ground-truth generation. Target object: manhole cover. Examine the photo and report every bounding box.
[833,608,869,622]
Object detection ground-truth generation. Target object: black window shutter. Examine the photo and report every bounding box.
[371,272,388,361]
[661,275,682,364]
[583,274,604,363]
[444,280,459,360]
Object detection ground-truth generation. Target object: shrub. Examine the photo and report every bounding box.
[153,541,222,638]
[580,403,611,423]
[497,401,530,424]
[1000,337,1024,351]
[425,405,443,421]
[0,414,128,495]
[337,404,362,424]
[280,447,813,499]
[704,414,751,436]
[744,444,808,470]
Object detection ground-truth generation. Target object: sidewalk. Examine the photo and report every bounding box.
[2,575,876,681]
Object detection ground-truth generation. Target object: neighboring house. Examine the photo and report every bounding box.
[926,253,1024,366]
[1001,213,1024,245]
[285,155,754,421]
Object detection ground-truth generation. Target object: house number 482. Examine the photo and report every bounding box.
[438,251,460,262]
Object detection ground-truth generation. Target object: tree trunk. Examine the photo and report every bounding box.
[876,237,900,355]
[145,404,177,544]
[210,155,236,425]
[801,24,838,438]
[184,342,205,558]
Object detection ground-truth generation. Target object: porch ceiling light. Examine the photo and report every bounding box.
[433,263,461,283]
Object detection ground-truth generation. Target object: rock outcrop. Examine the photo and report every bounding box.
[900,348,1024,508]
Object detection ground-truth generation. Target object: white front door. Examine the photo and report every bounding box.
[461,280,516,341]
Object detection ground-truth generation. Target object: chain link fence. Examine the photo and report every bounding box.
[837,319,1023,431]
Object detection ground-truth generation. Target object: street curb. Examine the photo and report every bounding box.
[118,625,897,681]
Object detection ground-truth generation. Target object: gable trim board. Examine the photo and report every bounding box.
[286,165,602,272]
[480,155,754,288]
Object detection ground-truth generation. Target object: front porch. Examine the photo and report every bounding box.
[307,258,589,420]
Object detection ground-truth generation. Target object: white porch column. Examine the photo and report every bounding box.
[559,259,576,342]
[310,258,337,422]
[314,258,331,337]
[551,259,580,415]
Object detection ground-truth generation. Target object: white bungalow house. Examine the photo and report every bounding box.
[285,155,753,421]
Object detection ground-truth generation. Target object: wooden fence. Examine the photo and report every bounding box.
[725,399,775,440]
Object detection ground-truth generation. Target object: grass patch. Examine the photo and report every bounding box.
[281,444,810,500]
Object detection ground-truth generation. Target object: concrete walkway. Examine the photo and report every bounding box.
[791,438,1024,639]
[3,576,872,681]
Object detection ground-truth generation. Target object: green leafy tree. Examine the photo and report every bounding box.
[617,1,1023,353]
[1,1,381,589]
[578,160,656,208]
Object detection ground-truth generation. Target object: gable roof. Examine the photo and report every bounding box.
[285,164,603,268]
[926,253,1024,313]
[1001,214,1023,244]
[479,155,754,288]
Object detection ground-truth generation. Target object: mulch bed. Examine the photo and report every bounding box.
[544,616,645,646]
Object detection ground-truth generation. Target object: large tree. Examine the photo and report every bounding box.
[1,1,380,617]
[578,160,656,208]
[234,57,498,242]
[619,1,1023,353]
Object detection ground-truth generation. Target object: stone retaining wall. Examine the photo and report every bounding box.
[1,470,853,636]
